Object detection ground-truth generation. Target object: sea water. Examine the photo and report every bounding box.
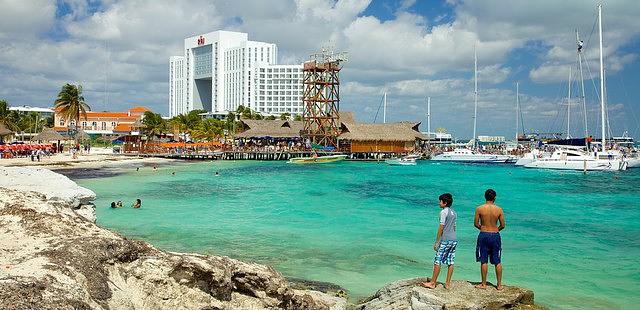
[75,161,640,309]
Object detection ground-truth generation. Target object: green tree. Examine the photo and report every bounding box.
[266,115,276,120]
[251,113,263,120]
[279,113,290,120]
[192,118,224,141]
[0,100,19,131]
[294,114,303,121]
[225,112,237,133]
[17,112,43,133]
[170,110,204,137]
[142,111,167,140]
[54,84,90,135]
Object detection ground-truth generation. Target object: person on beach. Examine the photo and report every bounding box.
[474,189,505,290]
[132,199,141,209]
[422,193,457,289]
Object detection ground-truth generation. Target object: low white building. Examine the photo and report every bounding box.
[169,30,304,118]
[9,106,55,118]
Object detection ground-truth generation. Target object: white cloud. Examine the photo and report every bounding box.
[0,0,56,39]
[0,0,639,138]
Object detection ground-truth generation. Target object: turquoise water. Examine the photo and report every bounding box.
[75,161,640,309]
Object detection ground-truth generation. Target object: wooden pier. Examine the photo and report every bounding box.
[129,151,410,161]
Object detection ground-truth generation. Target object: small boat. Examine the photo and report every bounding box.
[431,148,511,163]
[288,154,348,164]
[385,156,417,166]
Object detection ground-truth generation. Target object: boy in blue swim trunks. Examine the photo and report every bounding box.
[422,193,457,289]
[474,189,506,290]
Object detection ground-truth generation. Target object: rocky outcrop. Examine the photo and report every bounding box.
[356,278,546,310]
[0,168,345,310]
[0,167,96,222]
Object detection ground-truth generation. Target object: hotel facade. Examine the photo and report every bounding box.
[169,31,304,118]
[53,106,150,135]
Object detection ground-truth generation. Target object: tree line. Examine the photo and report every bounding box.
[1,83,304,143]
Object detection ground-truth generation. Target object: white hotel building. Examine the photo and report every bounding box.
[169,30,304,118]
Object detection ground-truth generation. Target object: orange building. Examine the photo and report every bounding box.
[54,106,150,135]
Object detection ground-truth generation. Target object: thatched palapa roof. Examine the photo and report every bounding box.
[33,128,66,141]
[0,123,14,136]
[236,120,303,139]
[338,122,426,142]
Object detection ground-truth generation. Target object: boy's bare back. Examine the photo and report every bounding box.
[474,203,505,232]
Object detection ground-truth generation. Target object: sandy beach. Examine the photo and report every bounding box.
[0,147,176,170]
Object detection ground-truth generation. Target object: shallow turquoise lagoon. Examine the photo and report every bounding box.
[75,161,640,309]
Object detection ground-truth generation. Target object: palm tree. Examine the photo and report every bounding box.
[170,110,204,140]
[54,84,90,136]
[142,111,167,140]
[192,118,224,141]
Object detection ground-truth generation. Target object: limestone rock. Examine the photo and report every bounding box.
[357,278,546,310]
[0,167,96,222]
[0,169,341,309]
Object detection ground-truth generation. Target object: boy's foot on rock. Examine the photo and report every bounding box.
[421,282,436,289]
[496,285,503,291]
[474,283,487,289]
[444,283,451,290]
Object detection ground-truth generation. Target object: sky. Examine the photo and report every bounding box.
[0,0,639,139]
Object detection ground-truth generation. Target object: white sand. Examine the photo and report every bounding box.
[0,147,176,170]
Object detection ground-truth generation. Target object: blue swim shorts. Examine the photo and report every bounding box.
[476,232,501,265]
[434,240,458,266]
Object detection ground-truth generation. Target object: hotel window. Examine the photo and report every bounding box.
[92,122,97,129]
[81,121,87,128]
[59,119,64,126]
[101,122,106,130]
[111,122,116,128]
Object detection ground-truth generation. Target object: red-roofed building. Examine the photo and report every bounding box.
[54,106,152,135]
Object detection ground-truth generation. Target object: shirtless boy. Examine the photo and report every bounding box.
[474,189,505,290]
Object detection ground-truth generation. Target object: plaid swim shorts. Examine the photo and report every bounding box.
[434,240,458,266]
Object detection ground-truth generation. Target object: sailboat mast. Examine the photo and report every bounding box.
[577,29,588,139]
[427,97,431,133]
[515,82,519,142]
[598,4,606,148]
[567,66,572,139]
[383,92,387,124]
[473,44,478,148]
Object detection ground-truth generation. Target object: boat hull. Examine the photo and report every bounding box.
[524,159,627,171]
[288,154,347,164]
[431,154,510,163]
[385,159,416,166]
[626,157,640,168]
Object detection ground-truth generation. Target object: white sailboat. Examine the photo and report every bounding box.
[432,45,511,163]
[524,4,627,172]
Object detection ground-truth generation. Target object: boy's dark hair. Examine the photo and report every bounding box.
[485,189,497,202]
[439,193,453,208]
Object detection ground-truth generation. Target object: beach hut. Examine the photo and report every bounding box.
[337,122,426,154]
[0,123,14,143]
[33,128,66,142]
[74,130,90,141]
